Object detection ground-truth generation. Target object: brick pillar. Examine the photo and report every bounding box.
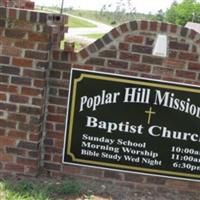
[0,6,67,176]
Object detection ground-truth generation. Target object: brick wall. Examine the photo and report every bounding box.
[46,21,200,193]
[0,0,35,9]
[0,6,67,175]
[0,6,200,195]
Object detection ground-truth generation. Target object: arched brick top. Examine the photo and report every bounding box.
[74,20,200,85]
[77,20,200,61]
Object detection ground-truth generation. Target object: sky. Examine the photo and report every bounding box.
[33,0,182,14]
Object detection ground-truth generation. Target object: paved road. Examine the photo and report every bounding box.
[65,13,113,45]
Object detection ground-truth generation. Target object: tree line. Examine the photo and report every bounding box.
[100,0,200,26]
[39,0,200,26]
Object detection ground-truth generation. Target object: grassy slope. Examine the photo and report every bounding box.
[66,9,112,25]
[0,178,83,200]
[68,16,97,28]
[65,9,155,26]
[80,33,105,39]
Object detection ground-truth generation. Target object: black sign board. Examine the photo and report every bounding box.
[63,68,200,182]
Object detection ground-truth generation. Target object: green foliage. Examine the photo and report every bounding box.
[166,0,200,25]
[0,179,51,200]
[155,9,165,22]
[46,179,82,196]
[165,1,178,24]
[0,178,83,200]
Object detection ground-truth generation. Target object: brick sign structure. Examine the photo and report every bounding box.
[0,5,200,197]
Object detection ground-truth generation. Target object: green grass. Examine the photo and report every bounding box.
[80,33,104,39]
[0,178,82,200]
[66,9,113,25]
[0,176,118,200]
[68,16,97,28]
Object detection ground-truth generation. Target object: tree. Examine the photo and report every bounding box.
[165,1,178,24]
[166,0,200,25]
[100,0,136,25]
[155,9,165,22]
[99,4,113,24]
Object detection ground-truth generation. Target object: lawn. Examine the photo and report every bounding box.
[0,177,83,200]
[0,176,123,200]
[68,16,97,28]
[65,9,113,25]
[80,33,104,39]
[0,175,196,200]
